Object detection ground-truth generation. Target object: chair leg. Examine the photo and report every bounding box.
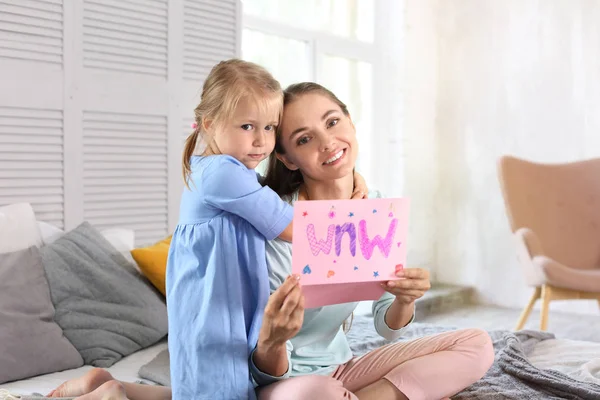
[515,287,541,330]
[540,285,552,331]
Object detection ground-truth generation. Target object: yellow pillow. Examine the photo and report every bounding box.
[131,236,172,296]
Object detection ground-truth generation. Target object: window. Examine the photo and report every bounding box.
[241,0,376,178]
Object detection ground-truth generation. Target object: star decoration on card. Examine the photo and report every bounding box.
[328,205,336,219]
[348,212,354,217]
[373,271,379,278]
[302,211,308,217]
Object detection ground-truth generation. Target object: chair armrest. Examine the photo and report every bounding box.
[514,227,547,286]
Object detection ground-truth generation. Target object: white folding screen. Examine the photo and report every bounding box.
[0,0,240,245]
[0,0,65,228]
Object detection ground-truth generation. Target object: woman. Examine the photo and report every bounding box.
[48,83,494,400]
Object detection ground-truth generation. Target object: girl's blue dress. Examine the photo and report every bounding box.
[166,155,292,399]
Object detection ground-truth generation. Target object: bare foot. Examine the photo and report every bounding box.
[74,381,129,400]
[48,368,114,397]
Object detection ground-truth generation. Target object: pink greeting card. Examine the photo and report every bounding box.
[292,198,410,308]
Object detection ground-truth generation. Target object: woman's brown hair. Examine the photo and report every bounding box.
[263,82,350,197]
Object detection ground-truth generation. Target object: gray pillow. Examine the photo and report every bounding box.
[40,222,168,367]
[0,246,83,384]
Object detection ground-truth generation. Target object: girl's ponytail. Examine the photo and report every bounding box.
[182,121,201,188]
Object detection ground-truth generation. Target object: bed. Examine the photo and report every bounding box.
[5,317,600,399]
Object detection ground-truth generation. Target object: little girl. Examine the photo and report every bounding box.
[166,59,293,400]
[168,60,366,400]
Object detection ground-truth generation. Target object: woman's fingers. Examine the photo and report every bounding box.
[386,278,430,291]
[401,268,430,280]
[288,298,305,332]
[385,288,424,298]
[266,275,300,311]
[280,285,303,316]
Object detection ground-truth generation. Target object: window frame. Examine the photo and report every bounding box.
[240,0,402,193]
[243,14,377,83]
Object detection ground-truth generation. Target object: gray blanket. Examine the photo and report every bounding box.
[347,316,600,399]
[137,316,600,399]
[455,330,600,399]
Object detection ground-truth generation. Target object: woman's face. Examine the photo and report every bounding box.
[277,93,358,182]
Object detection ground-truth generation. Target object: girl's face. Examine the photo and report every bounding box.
[277,93,358,182]
[208,95,279,170]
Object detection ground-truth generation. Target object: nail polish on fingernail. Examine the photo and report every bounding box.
[387,281,395,288]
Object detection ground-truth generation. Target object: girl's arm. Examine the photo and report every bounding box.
[278,222,293,242]
[278,170,368,242]
[203,156,293,241]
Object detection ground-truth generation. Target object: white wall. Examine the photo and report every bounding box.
[404,0,600,314]
[401,0,439,277]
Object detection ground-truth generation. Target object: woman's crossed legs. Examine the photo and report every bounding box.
[257,328,494,400]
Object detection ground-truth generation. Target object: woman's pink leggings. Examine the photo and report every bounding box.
[257,328,494,400]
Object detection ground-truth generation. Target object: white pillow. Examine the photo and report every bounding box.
[37,221,136,258]
[100,228,135,253]
[100,228,138,269]
[38,221,65,245]
[0,203,42,253]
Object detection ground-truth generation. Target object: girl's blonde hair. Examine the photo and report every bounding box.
[182,59,283,186]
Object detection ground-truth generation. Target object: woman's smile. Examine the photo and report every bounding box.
[323,148,347,166]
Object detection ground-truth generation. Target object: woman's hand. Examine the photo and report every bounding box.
[383,267,431,304]
[381,268,431,329]
[259,275,305,345]
[352,171,369,199]
[253,275,305,376]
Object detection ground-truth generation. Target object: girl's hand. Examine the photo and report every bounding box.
[383,268,431,305]
[258,275,305,347]
[352,171,369,199]
[351,187,368,199]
